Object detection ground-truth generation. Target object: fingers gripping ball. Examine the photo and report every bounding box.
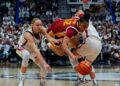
[74,60,92,75]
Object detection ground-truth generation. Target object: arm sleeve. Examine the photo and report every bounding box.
[66,28,78,38]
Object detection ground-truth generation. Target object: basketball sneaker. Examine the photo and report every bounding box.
[115,82,120,86]
[40,81,47,86]
[17,79,24,86]
[73,77,87,86]
[92,82,98,86]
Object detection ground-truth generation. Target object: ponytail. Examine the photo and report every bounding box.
[85,4,104,14]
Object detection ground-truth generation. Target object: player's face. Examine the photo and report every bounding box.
[78,22,88,32]
[32,20,43,33]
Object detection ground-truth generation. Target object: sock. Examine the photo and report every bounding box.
[40,79,47,86]
[40,73,47,83]
[82,76,86,81]
[93,79,97,84]
[19,71,25,80]
[40,79,46,82]
[77,73,83,79]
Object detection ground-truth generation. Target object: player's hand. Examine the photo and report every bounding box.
[74,55,81,59]
[71,54,82,61]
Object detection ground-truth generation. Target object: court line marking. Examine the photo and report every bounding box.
[0,72,120,81]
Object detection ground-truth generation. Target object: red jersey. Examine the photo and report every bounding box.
[47,18,80,38]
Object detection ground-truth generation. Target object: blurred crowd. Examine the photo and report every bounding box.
[94,21,120,65]
[0,0,120,66]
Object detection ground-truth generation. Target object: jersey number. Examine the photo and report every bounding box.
[63,19,77,26]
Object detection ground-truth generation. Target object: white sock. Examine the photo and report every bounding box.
[19,71,25,80]
[40,79,47,86]
[93,79,97,84]
[40,79,46,82]
[82,76,86,81]
[77,73,83,78]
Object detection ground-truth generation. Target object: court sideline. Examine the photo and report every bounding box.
[0,65,120,86]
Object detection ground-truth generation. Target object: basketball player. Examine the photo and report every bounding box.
[16,18,57,86]
[47,10,102,86]
[47,15,86,56]
[71,7,103,86]
[67,11,102,86]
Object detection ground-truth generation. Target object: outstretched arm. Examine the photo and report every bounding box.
[24,32,52,72]
[40,26,61,44]
[62,36,75,59]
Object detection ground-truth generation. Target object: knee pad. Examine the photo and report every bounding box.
[21,50,30,67]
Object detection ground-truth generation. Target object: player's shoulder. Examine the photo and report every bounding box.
[54,18,63,22]
[23,29,34,40]
[64,17,79,22]
[72,16,80,19]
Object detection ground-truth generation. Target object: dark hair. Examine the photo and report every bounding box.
[78,13,90,23]
[78,4,103,23]
[88,4,104,13]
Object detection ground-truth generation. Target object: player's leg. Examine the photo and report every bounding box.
[90,66,98,86]
[68,55,87,86]
[16,49,30,86]
[87,38,102,86]
[29,53,49,86]
[75,37,102,86]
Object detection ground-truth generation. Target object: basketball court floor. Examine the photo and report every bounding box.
[0,64,120,86]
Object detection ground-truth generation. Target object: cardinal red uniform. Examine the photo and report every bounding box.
[47,18,82,56]
[47,18,80,38]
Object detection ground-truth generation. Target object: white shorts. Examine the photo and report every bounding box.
[75,36,102,62]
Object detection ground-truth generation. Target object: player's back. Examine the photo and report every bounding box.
[48,18,79,33]
[82,20,101,40]
[87,21,101,39]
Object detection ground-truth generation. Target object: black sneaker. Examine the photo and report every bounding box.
[73,77,87,86]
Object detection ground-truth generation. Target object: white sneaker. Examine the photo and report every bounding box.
[18,79,24,86]
[92,82,98,86]
[73,78,87,86]
[115,82,120,86]
[40,81,47,86]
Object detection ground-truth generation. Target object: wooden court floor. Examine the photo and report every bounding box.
[0,65,120,86]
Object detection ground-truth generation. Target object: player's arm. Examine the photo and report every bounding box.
[62,28,78,59]
[62,36,75,59]
[24,32,51,71]
[40,26,61,44]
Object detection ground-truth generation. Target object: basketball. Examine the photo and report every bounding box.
[82,0,90,4]
[74,60,92,75]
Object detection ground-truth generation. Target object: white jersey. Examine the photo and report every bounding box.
[18,28,42,50]
[75,21,102,62]
[82,20,101,40]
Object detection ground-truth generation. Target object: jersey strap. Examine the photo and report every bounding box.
[66,26,79,33]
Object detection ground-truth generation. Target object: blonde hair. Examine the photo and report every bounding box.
[31,18,40,24]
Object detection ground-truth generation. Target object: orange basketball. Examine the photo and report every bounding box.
[74,60,92,75]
